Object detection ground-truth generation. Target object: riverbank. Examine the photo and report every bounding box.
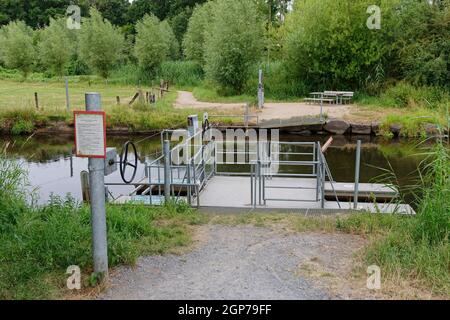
[0,79,448,138]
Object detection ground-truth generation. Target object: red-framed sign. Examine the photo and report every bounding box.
[74,111,107,158]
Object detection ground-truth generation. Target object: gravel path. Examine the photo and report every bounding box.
[173,91,354,121]
[100,225,364,300]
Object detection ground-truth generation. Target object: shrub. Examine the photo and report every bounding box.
[11,119,34,135]
[78,8,124,79]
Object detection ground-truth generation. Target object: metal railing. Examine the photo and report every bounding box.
[141,129,216,207]
[250,141,340,209]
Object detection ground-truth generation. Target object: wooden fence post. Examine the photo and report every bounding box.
[34,92,39,110]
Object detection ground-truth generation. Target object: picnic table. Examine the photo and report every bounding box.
[305,91,354,105]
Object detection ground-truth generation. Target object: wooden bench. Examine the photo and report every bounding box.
[304,97,335,105]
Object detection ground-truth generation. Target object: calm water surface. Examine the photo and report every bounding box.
[1,134,433,206]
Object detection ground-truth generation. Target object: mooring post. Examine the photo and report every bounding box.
[354,140,362,210]
[163,140,171,204]
[80,170,90,203]
[65,77,70,112]
[85,92,108,276]
[70,154,74,177]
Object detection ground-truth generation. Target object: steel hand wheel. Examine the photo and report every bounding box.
[119,141,138,184]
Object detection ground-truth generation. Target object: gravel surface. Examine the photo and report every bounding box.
[100,225,364,300]
[173,91,353,121]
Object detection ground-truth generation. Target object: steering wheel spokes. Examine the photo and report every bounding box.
[120,141,138,184]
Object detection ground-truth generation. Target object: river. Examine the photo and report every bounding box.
[0,133,433,207]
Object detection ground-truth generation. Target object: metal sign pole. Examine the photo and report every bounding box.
[85,93,108,276]
[258,69,264,109]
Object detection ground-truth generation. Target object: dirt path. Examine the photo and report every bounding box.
[174,91,246,110]
[174,91,358,122]
[99,225,373,300]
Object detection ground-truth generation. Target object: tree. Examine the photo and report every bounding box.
[0,20,36,77]
[182,2,213,65]
[78,8,124,78]
[283,0,394,91]
[160,20,180,60]
[38,18,74,77]
[391,0,450,88]
[134,14,173,71]
[203,0,264,93]
[87,0,130,26]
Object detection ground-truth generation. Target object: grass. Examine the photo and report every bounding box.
[0,78,242,135]
[354,83,450,137]
[0,155,201,300]
[192,84,256,104]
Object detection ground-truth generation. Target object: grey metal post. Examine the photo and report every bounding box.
[354,140,362,210]
[320,94,324,123]
[163,140,171,204]
[85,93,108,276]
[316,142,320,201]
[258,69,264,109]
[250,163,254,206]
[65,77,70,112]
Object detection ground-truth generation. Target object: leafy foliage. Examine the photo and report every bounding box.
[38,18,74,77]
[283,0,394,91]
[182,2,213,65]
[0,20,36,77]
[134,14,178,71]
[78,8,124,78]
[203,0,265,94]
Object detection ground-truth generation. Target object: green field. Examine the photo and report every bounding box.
[0,79,242,135]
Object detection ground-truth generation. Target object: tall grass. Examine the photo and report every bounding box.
[0,154,199,299]
[108,61,203,87]
[245,61,308,100]
[156,61,203,87]
[354,141,450,294]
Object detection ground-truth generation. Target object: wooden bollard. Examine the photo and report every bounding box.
[80,170,90,203]
[138,89,145,104]
[34,92,39,110]
[116,96,120,105]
